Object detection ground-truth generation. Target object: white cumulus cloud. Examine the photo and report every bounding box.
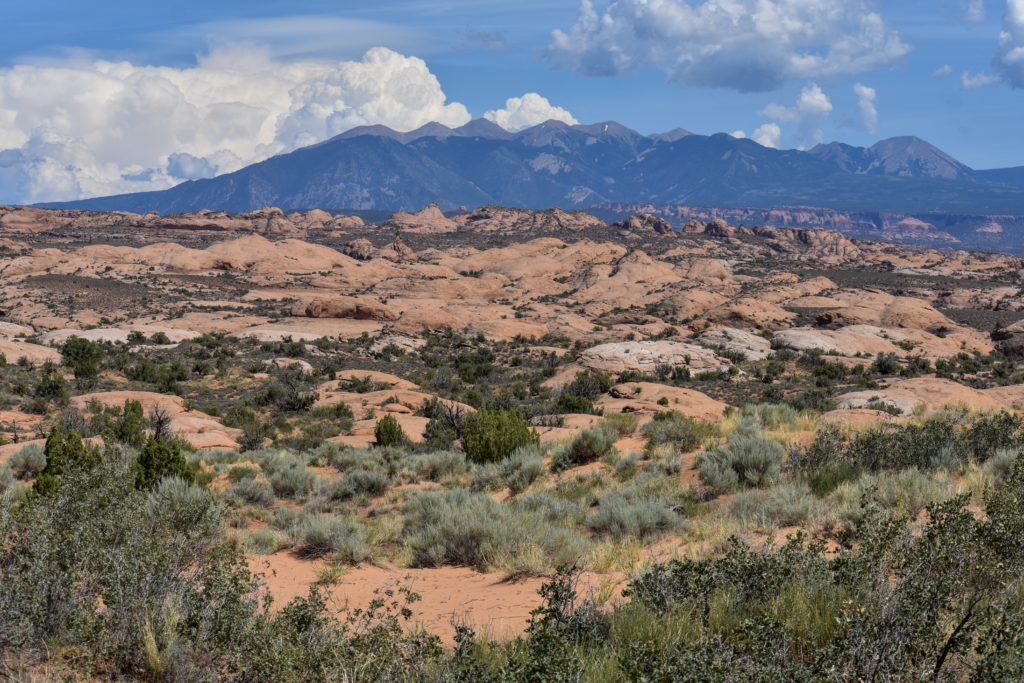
[853,83,878,133]
[752,123,782,148]
[962,70,1001,88]
[997,0,1024,87]
[483,93,578,132]
[547,0,910,92]
[933,64,954,77]
[0,47,471,203]
[759,83,833,148]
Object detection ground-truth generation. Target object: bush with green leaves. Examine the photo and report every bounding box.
[616,459,1024,681]
[291,513,370,562]
[726,482,821,528]
[498,446,546,494]
[550,426,618,472]
[736,403,803,430]
[602,412,638,437]
[330,468,389,501]
[32,362,69,404]
[460,409,539,464]
[257,451,315,499]
[8,444,46,480]
[404,449,467,482]
[696,420,784,493]
[257,366,319,413]
[103,399,147,448]
[374,414,408,447]
[136,436,193,490]
[402,489,587,572]
[0,456,251,677]
[641,411,718,455]
[796,411,1024,476]
[587,493,682,541]
[230,477,276,507]
[60,336,105,388]
[34,428,101,496]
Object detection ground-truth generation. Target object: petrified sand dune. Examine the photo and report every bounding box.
[579,341,731,375]
[599,383,728,422]
[699,327,773,361]
[835,378,1024,415]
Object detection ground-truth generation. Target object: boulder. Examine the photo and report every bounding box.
[341,239,376,261]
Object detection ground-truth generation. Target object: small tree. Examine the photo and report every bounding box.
[33,428,100,495]
[374,415,407,447]
[460,410,539,464]
[136,436,193,490]
[104,399,146,448]
[60,336,104,388]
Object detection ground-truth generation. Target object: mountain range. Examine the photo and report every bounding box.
[41,119,1024,216]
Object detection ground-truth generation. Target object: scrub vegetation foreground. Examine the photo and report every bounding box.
[4,205,1024,680]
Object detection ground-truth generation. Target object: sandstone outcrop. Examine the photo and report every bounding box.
[298,298,399,322]
[579,340,731,375]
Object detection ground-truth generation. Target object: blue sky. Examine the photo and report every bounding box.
[2,0,1023,202]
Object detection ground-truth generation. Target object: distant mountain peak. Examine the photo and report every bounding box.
[650,127,694,142]
[453,118,513,139]
[38,120,1024,218]
[810,136,973,180]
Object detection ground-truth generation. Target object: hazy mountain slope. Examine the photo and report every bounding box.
[41,122,1024,215]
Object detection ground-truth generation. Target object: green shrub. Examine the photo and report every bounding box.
[738,403,802,430]
[602,412,639,436]
[796,411,1024,475]
[468,462,504,492]
[642,411,718,454]
[587,494,682,540]
[460,409,539,463]
[828,469,953,527]
[237,415,273,453]
[227,465,258,483]
[806,461,861,497]
[60,336,104,388]
[231,478,276,507]
[0,466,13,493]
[292,513,370,562]
[9,444,46,479]
[107,399,147,448]
[551,426,617,472]
[34,429,101,496]
[258,452,315,499]
[499,446,546,494]
[402,489,587,572]
[405,450,467,482]
[374,415,408,447]
[330,469,389,501]
[136,436,193,490]
[244,527,290,554]
[697,421,783,493]
[32,362,69,403]
[726,483,820,528]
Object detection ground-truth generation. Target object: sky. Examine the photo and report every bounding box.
[1,0,1022,203]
